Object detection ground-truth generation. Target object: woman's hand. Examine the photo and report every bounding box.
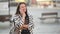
[20,24,28,30]
[23,24,28,28]
[22,12,26,18]
[22,24,28,28]
[22,12,26,23]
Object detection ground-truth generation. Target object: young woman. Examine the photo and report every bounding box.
[10,2,34,34]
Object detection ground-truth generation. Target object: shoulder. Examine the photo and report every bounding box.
[14,14,19,17]
[28,14,33,17]
[11,14,20,19]
[15,14,21,17]
[28,14,33,19]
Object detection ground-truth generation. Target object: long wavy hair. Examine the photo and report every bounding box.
[15,2,29,24]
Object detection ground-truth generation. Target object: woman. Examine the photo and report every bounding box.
[10,2,34,34]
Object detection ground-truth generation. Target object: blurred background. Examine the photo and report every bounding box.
[0,0,60,34]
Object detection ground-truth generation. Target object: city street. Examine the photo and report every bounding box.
[0,2,60,34]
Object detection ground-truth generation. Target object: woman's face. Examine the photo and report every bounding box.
[19,4,27,14]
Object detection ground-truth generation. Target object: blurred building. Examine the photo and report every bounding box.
[0,0,58,8]
[0,0,60,34]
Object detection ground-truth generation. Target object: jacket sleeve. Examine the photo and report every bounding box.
[10,15,21,32]
[10,15,19,28]
[28,15,34,30]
